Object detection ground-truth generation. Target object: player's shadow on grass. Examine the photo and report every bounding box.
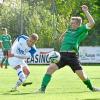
[0,90,92,95]
[67,91,89,94]
[46,90,89,94]
[0,92,33,95]
[82,99,100,100]
[90,77,100,80]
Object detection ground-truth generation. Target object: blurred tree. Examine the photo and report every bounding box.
[0,0,100,48]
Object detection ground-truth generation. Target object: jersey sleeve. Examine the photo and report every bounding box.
[29,46,37,57]
[80,24,91,30]
[78,24,90,34]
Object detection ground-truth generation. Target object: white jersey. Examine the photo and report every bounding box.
[11,35,37,59]
[8,35,37,68]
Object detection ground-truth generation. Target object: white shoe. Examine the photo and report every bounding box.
[92,87,100,92]
[9,87,18,92]
[34,89,45,94]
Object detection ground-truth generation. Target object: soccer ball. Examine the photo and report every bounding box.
[48,51,61,63]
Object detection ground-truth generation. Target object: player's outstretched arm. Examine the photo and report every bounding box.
[81,5,95,28]
[59,31,66,42]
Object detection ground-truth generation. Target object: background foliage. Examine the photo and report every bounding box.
[0,0,100,49]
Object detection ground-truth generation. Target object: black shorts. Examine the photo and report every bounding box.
[56,52,82,72]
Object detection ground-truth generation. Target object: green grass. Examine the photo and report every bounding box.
[0,65,100,100]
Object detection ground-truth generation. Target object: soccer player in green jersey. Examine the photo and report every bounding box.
[0,28,12,68]
[36,5,100,93]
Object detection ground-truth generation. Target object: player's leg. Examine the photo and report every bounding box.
[14,62,31,88]
[69,53,100,91]
[21,63,32,86]
[5,58,8,69]
[37,53,67,93]
[35,63,58,93]
[75,69,94,91]
[75,70,100,91]
[40,63,58,92]
[8,58,27,91]
[22,64,30,78]
[11,65,26,91]
[4,50,9,69]
[1,51,6,68]
[0,57,5,68]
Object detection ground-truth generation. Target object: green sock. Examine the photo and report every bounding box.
[41,74,51,91]
[83,79,93,91]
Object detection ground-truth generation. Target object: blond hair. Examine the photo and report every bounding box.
[71,17,82,25]
[30,33,39,40]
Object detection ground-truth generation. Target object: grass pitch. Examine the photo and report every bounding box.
[0,65,100,100]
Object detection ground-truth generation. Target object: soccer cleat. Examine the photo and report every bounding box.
[22,82,32,87]
[92,87,100,92]
[9,87,18,92]
[34,89,45,94]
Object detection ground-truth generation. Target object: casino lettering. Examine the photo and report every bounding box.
[26,53,50,64]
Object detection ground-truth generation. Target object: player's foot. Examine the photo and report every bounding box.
[92,87,100,92]
[22,82,32,87]
[0,64,3,68]
[9,87,18,92]
[5,67,7,69]
[34,89,45,94]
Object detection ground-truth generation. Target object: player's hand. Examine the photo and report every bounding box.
[81,5,88,12]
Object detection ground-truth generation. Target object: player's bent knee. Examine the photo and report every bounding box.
[23,67,30,76]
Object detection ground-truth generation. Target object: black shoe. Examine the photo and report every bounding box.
[22,82,32,87]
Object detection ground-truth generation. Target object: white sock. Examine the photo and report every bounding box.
[14,67,26,89]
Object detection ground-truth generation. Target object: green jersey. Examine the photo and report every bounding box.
[0,34,12,51]
[60,24,90,52]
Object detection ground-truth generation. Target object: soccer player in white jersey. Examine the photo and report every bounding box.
[8,33,39,92]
